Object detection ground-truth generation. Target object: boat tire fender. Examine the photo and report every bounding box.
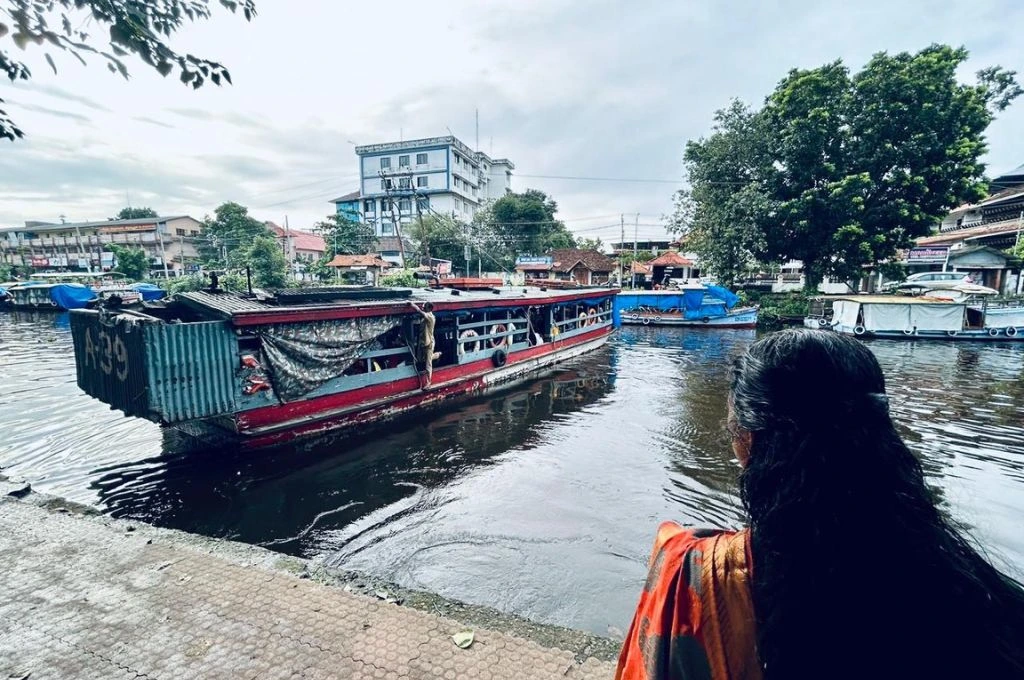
[989,327,1001,337]
[853,325,867,336]
[654,315,662,322]
[642,317,651,326]
[492,348,508,368]
[947,330,959,337]
[903,328,915,336]
[701,316,710,324]
[817,317,828,327]
[1007,326,1019,337]
[629,313,639,321]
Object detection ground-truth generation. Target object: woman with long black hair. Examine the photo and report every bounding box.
[616,329,1024,679]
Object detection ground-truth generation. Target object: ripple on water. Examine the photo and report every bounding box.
[2,315,1023,634]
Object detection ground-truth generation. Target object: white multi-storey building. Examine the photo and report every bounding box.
[350,135,513,232]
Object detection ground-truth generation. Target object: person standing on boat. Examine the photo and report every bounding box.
[616,329,1024,680]
[409,301,437,388]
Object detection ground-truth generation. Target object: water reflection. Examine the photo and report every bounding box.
[2,312,1023,634]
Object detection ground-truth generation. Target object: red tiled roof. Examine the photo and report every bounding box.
[267,223,327,254]
[916,218,1023,246]
[547,248,616,273]
[325,254,392,268]
[515,263,553,272]
[632,262,653,275]
[647,251,693,267]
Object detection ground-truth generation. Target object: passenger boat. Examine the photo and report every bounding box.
[805,288,1024,341]
[616,285,757,328]
[69,283,618,446]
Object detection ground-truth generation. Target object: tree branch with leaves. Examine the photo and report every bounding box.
[1,0,256,141]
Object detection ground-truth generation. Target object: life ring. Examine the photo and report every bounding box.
[853,325,866,336]
[629,313,639,321]
[1007,326,1019,337]
[489,324,508,348]
[903,328,915,336]
[506,323,517,346]
[586,309,597,326]
[654,316,662,323]
[372,361,382,372]
[642,317,651,325]
[459,329,480,354]
[989,327,1001,337]
[817,317,828,328]
[577,312,587,329]
[492,348,508,367]
[947,330,959,337]
[701,316,710,324]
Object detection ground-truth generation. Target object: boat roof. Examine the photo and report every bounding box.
[176,285,618,327]
[831,295,960,305]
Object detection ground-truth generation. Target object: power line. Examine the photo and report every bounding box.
[517,173,681,185]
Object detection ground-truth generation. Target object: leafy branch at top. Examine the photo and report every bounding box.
[1,0,256,141]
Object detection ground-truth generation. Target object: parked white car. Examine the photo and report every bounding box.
[884,271,971,291]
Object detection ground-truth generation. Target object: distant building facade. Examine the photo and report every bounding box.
[0,216,203,275]
[329,135,514,268]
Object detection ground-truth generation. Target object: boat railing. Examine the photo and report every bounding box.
[553,309,613,333]
[456,315,531,358]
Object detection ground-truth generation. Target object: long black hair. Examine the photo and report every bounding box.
[730,329,1024,679]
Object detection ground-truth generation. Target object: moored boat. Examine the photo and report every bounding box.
[616,285,757,328]
[0,272,154,310]
[806,290,1024,341]
[69,283,618,446]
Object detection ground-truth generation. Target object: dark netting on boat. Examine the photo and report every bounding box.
[258,317,401,401]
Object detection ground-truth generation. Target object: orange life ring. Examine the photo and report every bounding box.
[586,308,597,326]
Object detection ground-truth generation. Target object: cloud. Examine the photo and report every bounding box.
[13,103,92,125]
[22,83,111,112]
[133,116,176,129]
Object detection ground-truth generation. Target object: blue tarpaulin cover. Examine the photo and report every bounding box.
[50,284,97,310]
[131,283,166,301]
[705,285,740,308]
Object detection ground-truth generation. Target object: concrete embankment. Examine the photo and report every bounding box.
[0,476,617,679]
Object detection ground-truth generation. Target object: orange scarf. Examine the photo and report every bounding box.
[615,523,762,680]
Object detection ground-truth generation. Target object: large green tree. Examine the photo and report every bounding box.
[245,234,287,288]
[111,206,158,220]
[199,201,270,268]
[473,189,575,269]
[107,243,149,280]
[676,45,1021,288]
[1,0,255,141]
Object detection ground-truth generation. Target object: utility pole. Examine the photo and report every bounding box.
[619,213,625,287]
[381,170,408,268]
[284,214,293,280]
[633,213,639,288]
[475,108,480,151]
[157,220,170,278]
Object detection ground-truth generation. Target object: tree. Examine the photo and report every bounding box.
[198,201,270,268]
[245,235,287,288]
[111,207,158,220]
[475,189,575,268]
[314,213,375,258]
[671,100,768,286]
[676,45,1021,289]
[1,0,256,141]
[107,243,149,280]
[576,237,604,252]
[409,214,467,268]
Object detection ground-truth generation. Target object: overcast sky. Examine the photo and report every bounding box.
[1,0,1021,243]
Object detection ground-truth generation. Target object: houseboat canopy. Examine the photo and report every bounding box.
[831,297,964,333]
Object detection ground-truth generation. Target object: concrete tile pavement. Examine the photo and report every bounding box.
[0,496,617,679]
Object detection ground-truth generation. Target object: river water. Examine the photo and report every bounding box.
[2,311,1023,636]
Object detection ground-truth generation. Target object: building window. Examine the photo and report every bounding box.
[399,199,411,213]
[399,155,409,167]
[175,228,186,236]
[417,176,428,187]
[398,176,411,189]
[416,153,428,165]
[381,198,392,212]
[417,197,430,212]
[364,200,375,212]
[381,222,395,236]
[454,177,461,189]
[381,178,393,190]
[380,157,391,169]
[454,154,461,165]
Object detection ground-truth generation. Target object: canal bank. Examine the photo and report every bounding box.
[0,475,618,679]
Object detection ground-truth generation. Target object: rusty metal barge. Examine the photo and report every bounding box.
[69,283,618,447]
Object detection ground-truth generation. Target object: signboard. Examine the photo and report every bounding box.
[49,254,68,267]
[515,256,553,266]
[31,257,49,267]
[908,246,949,262]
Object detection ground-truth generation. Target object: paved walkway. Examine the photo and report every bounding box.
[0,492,616,679]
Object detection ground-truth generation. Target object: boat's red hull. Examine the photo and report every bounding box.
[234,324,613,447]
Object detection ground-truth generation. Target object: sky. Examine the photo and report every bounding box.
[1,0,1022,245]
